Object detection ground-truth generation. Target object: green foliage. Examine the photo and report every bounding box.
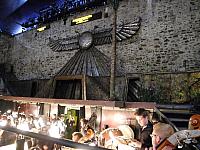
[138,72,200,104]
[190,89,200,104]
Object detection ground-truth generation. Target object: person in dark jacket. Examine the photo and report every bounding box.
[130,108,153,150]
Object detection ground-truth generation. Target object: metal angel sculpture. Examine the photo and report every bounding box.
[48,17,141,52]
[48,17,141,76]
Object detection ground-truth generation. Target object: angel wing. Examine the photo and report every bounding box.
[116,18,141,41]
[93,17,141,45]
[48,35,79,52]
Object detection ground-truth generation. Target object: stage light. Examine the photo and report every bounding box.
[71,12,102,25]
[72,15,92,25]
[37,24,50,32]
[37,26,46,32]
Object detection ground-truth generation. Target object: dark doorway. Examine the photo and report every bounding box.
[58,104,65,115]
[0,100,14,114]
[31,81,37,97]
[79,106,85,119]
[39,103,44,115]
[127,78,141,102]
[53,80,82,99]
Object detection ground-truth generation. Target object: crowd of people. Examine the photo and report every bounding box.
[0,111,70,149]
[0,108,199,150]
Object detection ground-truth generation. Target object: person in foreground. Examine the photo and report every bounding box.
[151,122,175,150]
[72,132,83,142]
[130,108,153,150]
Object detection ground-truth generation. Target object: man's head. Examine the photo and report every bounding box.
[151,122,175,148]
[134,108,149,127]
[72,132,83,142]
[80,118,88,127]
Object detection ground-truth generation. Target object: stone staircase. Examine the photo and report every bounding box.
[156,104,199,130]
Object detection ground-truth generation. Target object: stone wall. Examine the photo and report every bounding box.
[118,0,200,74]
[0,33,13,71]
[3,0,198,80]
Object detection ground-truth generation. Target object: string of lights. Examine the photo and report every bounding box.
[21,0,107,30]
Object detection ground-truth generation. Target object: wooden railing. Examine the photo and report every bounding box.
[154,107,179,132]
[0,126,109,150]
